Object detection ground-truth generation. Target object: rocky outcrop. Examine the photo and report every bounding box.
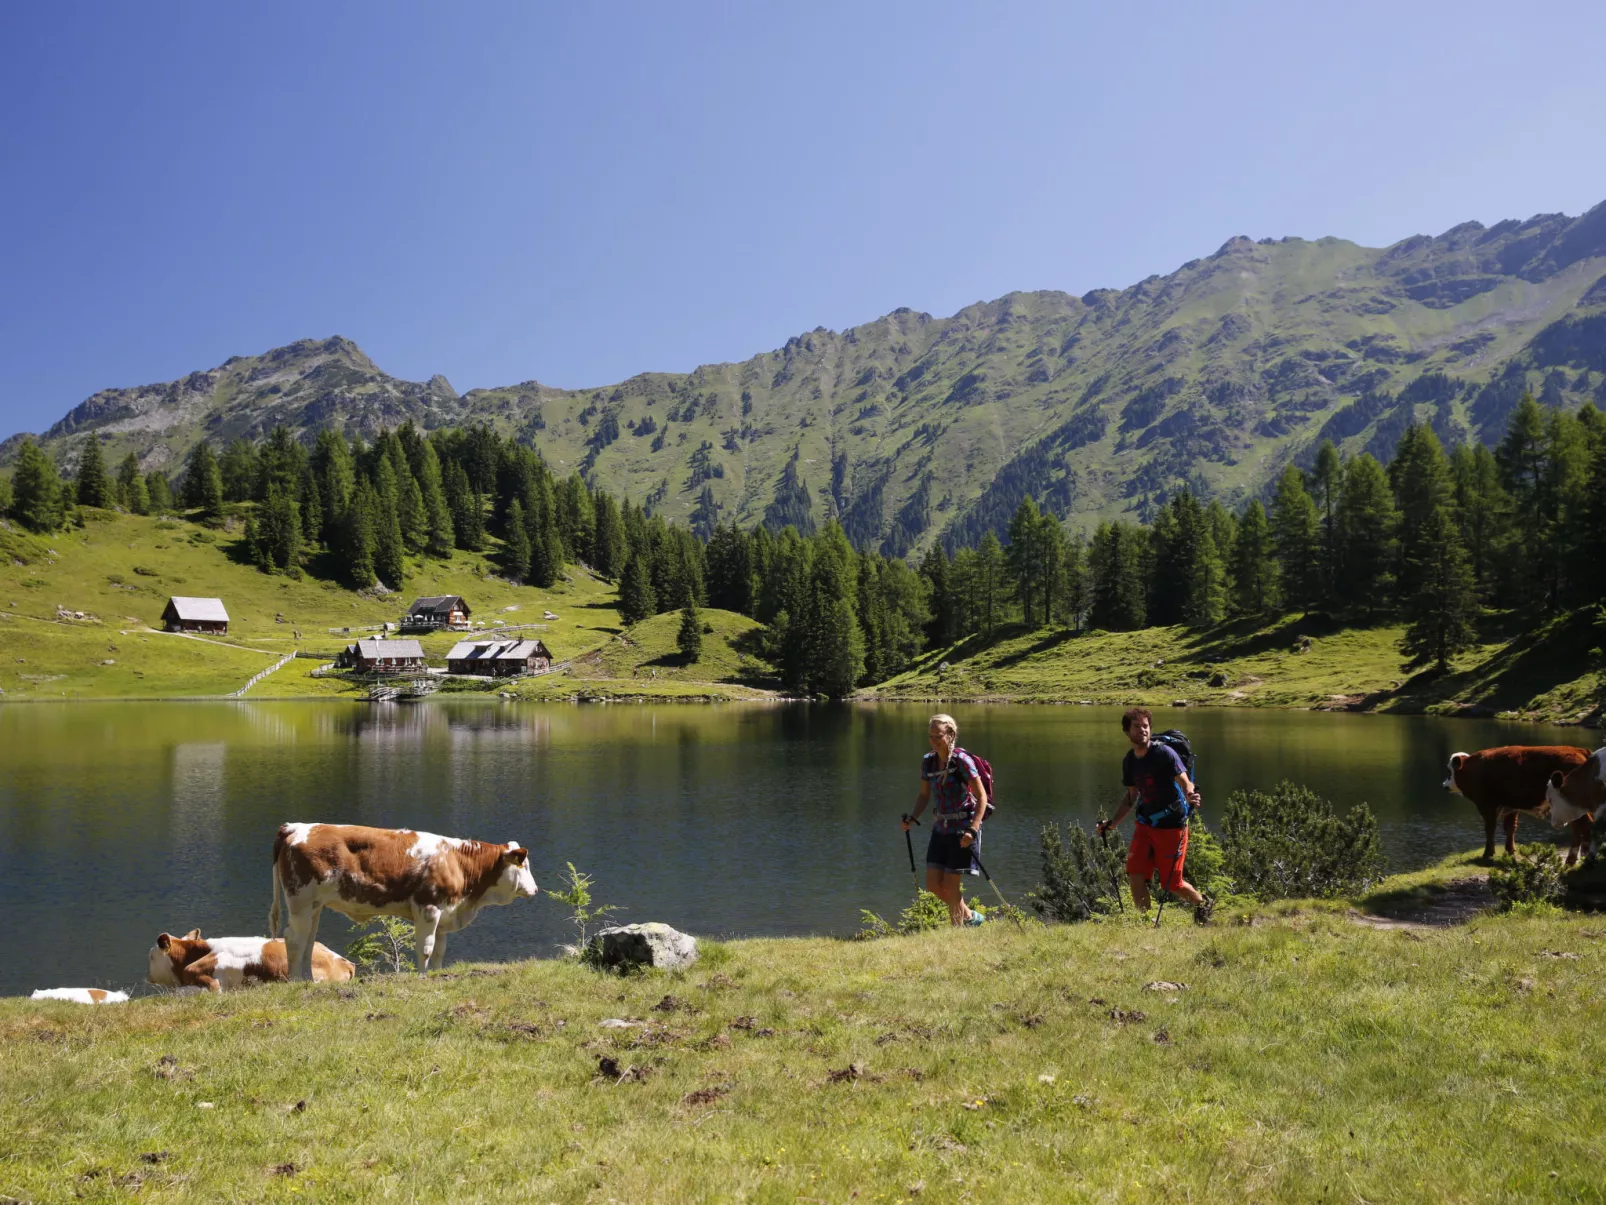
[587,923,698,972]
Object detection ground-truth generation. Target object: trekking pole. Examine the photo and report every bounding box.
[970,852,1024,929]
[901,814,919,879]
[1096,822,1125,914]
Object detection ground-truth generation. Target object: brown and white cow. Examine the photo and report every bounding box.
[1545,748,1606,859]
[1444,745,1592,861]
[269,823,536,979]
[147,928,355,992]
[31,988,129,1004]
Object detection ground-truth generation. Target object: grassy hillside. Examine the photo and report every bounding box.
[10,203,1606,557]
[5,859,1605,1202]
[0,509,623,700]
[865,609,1604,728]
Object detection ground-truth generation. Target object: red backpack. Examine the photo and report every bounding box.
[956,747,997,822]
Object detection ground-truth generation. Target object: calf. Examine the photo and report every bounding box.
[146,928,355,992]
[31,988,128,1004]
[1444,745,1592,861]
[1545,748,1606,858]
[269,823,536,979]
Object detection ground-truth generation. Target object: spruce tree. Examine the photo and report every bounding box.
[919,545,955,645]
[374,497,406,589]
[116,453,149,514]
[75,433,113,509]
[1060,531,1088,630]
[677,595,703,663]
[145,470,172,514]
[1398,507,1477,673]
[592,492,626,579]
[416,439,454,557]
[10,438,64,533]
[219,438,260,502]
[617,554,657,626]
[1334,453,1395,614]
[973,532,1007,635]
[1390,425,1455,607]
[1270,465,1322,612]
[313,429,355,546]
[1230,500,1279,616]
[504,498,532,580]
[1310,440,1342,596]
[299,468,323,548]
[1006,497,1046,627]
[399,474,428,554]
[1449,444,1511,603]
[182,442,225,521]
[342,479,379,589]
[802,525,865,698]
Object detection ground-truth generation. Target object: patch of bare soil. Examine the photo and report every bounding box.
[1349,875,1494,929]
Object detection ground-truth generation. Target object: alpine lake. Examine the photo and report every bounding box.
[0,700,1589,998]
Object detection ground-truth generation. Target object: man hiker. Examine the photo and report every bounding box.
[900,712,989,926]
[1097,706,1213,924]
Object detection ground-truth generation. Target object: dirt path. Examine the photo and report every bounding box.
[1348,875,1495,929]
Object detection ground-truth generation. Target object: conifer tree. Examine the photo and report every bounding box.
[919,545,955,645]
[416,439,454,557]
[1059,531,1088,630]
[256,484,302,574]
[75,433,113,508]
[972,532,1007,636]
[617,554,657,626]
[299,468,323,548]
[219,438,260,502]
[181,442,225,521]
[1576,422,1606,607]
[116,453,149,514]
[801,524,865,697]
[374,495,406,589]
[1270,465,1322,612]
[1334,453,1395,614]
[1398,507,1477,673]
[705,521,754,613]
[1006,497,1048,627]
[1310,440,1342,596]
[504,498,532,580]
[313,429,355,546]
[342,479,379,589]
[1088,521,1146,631]
[1449,444,1511,603]
[592,492,626,579]
[677,595,703,663]
[1389,425,1455,607]
[399,474,428,554]
[10,438,64,533]
[145,470,172,514]
[1230,500,1279,616]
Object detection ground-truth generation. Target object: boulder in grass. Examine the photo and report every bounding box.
[588,923,698,972]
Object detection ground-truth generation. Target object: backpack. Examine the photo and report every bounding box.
[955,746,997,822]
[1151,729,1197,783]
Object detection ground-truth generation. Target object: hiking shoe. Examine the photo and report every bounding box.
[965,911,988,927]
[1193,896,1216,926]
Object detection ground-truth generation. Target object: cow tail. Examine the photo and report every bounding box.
[269,825,288,938]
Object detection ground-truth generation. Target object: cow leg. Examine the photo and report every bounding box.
[1566,817,1589,867]
[415,906,442,976]
[285,901,321,982]
[1481,807,1499,861]
[1502,811,1518,857]
[429,932,448,972]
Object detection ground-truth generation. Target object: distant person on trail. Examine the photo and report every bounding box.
[1097,706,1213,924]
[901,713,989,926]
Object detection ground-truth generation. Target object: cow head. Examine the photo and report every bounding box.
[498,844,538,901]
[1546,753,1606,827]
[148,931,202,986]
[1444,752,1470,794]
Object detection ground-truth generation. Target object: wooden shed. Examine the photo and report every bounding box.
[163,596,230,635]
[446,639,553,678]
[337,637,427,675]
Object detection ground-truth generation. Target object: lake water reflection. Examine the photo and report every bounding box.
[0,700,1588,996]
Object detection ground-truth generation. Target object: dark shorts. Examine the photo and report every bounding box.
[927,828,981,875]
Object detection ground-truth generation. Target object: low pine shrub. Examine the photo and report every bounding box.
[1217,780,1383,901]
[856,890,956,939]
[345,915,415,974]
[1489,844,1566,912]
[1027,811,1127,922]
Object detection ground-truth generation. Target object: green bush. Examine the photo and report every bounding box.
[1489,844,1566,912]
[1027,811,1127,922]
[1218,780,1383,900]
[856,889,955,939]
[345,915,415,974]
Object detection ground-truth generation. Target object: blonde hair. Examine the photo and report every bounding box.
[928,713,958,738]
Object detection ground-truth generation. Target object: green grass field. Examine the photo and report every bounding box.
[865,610,1604,729]
[5,855,1605,1202]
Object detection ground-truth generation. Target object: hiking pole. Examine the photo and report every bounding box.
[970,851,1024,929]
[1096,822,1125,913]
[901,814,919,878]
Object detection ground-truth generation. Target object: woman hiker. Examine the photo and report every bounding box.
[901,712,989,926]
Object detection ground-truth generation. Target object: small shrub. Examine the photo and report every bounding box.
[132,565,160,577]
[1489,844,1566,912]
[549,862,619,951]
[345,915,415,974]
[1218,780,1383,900]
[1027,811,1127,922]
[856,889,954,939]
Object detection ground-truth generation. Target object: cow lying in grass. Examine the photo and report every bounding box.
[31,988,128,1004]
[1444,746,1592,862]
[147,928,355,992]
[269,823,536,979]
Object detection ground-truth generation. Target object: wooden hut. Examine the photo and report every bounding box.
[446,639,553,678]
[162,596,230,635]
[403,595,472,630]
[337,637,427,675]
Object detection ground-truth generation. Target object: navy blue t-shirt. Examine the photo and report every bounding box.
[1122,742,1188,829]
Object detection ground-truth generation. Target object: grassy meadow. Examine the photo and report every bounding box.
[4,854,1605,1202]
[866,609,1604,729]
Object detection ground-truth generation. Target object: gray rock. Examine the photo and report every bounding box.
[588,923,699,972]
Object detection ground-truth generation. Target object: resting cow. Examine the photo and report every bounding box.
[1444,745,1592,861]
[1545,748,1606,859]
[31,988,128,1004]
[269,823,536,979]
[146,928,355,992]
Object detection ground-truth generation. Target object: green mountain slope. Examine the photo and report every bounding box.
[10,202,1606,554]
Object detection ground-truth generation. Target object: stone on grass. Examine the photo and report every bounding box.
[588,923,699,972]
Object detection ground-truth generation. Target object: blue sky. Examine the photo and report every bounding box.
[3,0,1603,439]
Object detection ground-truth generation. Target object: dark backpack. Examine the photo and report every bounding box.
[955,747,997,822]
[1151,729,1197,783]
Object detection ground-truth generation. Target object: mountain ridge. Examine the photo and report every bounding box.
[7,200,1605,554]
